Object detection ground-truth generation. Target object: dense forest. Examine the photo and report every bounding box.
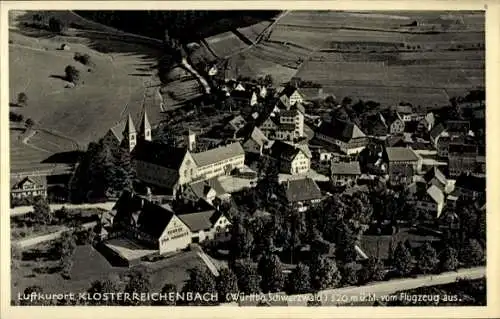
[75,10,279,42]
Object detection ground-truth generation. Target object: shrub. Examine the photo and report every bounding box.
[64,65,80,84]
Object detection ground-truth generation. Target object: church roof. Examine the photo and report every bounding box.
[124,114,136,134]
[133,140,188,170]
[139,110,151,136]
[192,142,245,168]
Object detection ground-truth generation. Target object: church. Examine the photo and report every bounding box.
[104,111,246,200]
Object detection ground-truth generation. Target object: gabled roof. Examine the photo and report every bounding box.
[380,110,403,125]
[238,125,269,147]
[280,85,299,98]
[269,140,310,161]
[317,119,366,143]
[11,176,47,190]
[386,147,419,162]
[177,210,218,232]
[423,167,447,186]
[139,110,151,136]
[331,162,361,175]
[430,123,446,141]
[192,142,245,167]
[133,140,188,170]
[284,178,322,203]
[113,192,176,239]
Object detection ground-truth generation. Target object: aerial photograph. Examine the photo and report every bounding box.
[8,10,486,307]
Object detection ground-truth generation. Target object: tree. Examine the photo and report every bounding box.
[153,283,177,306]
[87,279,120,305]
[309,255,341,291]
[358,257,385,285]
[48,17,66,33]
[257,253,284,293]
[285,263,311,295]
[181,266,217,305]
[439,246,459,273]
[124,268,151,305]
[17,92,28,106]
[263,74,273,87]
[229,219,254,260]
[392,241,413,276]
[32,196,52,225]
[232,259,261,294]
[216,268,239,302]
[64,65,80,84]
[461,239,484,267]
[340,262,359,286]
[415,242,439,274]
[25,118,35,129]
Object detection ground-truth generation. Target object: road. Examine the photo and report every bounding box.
[288,267,485,306]
[11,201,116,217]
[13,221,98,249]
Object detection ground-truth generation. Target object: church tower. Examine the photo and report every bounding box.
[139,109,152,142]
[123,114,137,152]
[184,129,196,152]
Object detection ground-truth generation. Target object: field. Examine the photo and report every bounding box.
[11,243,206,297]
[9,11,169,149]
[213,10,485,106]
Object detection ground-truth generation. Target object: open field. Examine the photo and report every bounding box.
[9,10,175,175]
[11,243,207,296]
[205,31,247,58]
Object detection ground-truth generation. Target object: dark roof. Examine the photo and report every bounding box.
[284,178,323,203]
[113,191,176,239]
[280,85,298,98]
[231,90,252,100]
[455,174,486,193]
[423,167,447,186]
[430,123,446,140]
[380,110,402,125]
[316,119,366,142]
[177,210,218,232]
[133,141,187,170]
[269,140,308,161]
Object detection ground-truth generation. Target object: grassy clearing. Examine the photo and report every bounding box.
[10,130,55,173]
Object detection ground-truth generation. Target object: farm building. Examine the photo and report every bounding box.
[266,140,311,175]
[330,161,362,187]
[385,147,421,184]
[281,177,323,212]
[315,119,368,155]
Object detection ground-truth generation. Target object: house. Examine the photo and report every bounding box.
[238,125,270,155]
[423,167,454,194]
[415,185,446,218]
[380,110,405,134]
[395,105,424,122]
[183,180,220,205]
[267,140,311,175]
[226,115,247,132]
[192,142,246,181]
[448,143,478,177]
[454,174,486,202]
[11,176,47,200]
[417,112,435,132]
[296,87,326,102]
[430,123,447,146]
[315,119,368,155]
[231,89,253,108]
[330,162,362,187]
[259,106,305,142]
[385,147,420,184]
[178,210,231,243]
[278,86,304,108]
[363,113,389,136]
[282,178,323,212]
[112,192,192,255]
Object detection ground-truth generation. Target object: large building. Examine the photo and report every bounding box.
[267,140,311,175]
[330,161,362,187]
[259,106,305,142]
[385,147,420,184]
[315,119,368,155]
[10,176,47,200]
[113,111,245,197]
